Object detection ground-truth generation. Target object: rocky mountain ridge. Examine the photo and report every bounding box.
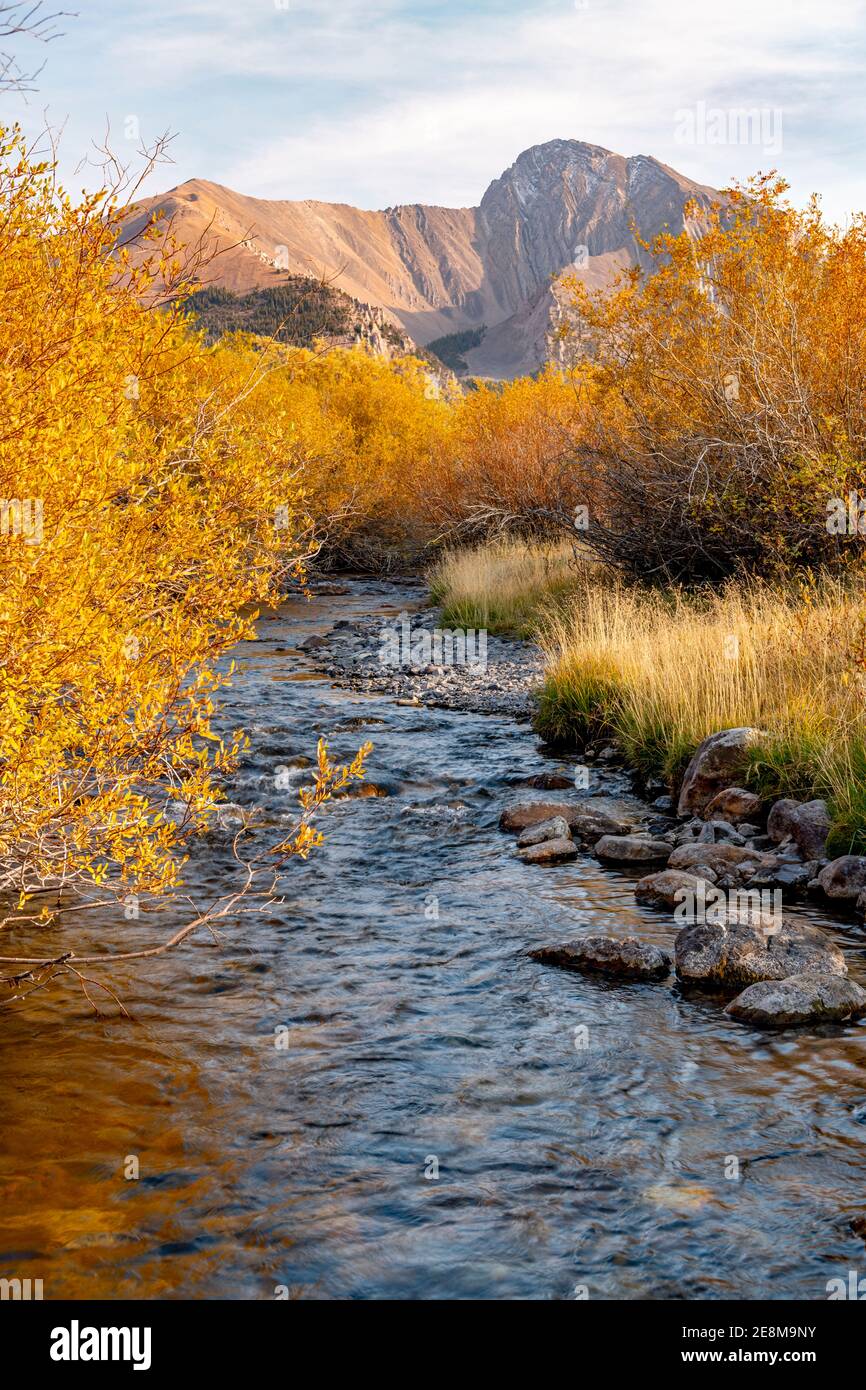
[126,139,719,378]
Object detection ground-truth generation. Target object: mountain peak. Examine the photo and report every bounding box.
[126,140,719,378]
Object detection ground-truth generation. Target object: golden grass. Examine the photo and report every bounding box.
[432,541,866,851]
[427,537,587,636]
[538,574,866,850]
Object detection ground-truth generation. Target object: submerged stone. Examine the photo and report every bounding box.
[594,834,671,864]
[529,936,672,981]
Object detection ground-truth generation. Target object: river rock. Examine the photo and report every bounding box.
[674,817,709,847]
[725,974,866,1027]
[517,815,571,848]
[594,834,672,864]
[500,800,575,832]
[698,819,745,846]
[668,842,774,887]
[519,837,579,865]
[676,728,766,817]
[762,862,816,892]
[500,800,630,838]
[674,919,846,992]
[529,936,672,981]
[746,854,820,895]
[748,833,775,851]
[791,801,832,859]
[768,798,831,860]
[648,818,678,838]
[635,868,716,908]
[818,855,866,901]
[523,772,574,790]
[568,807,633,841]
[703,788,763,824]
[766,798,801,843]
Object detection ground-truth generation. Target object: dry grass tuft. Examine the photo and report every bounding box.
[427,538,588,636]
[538,574,866,850]
[434,542,866,851]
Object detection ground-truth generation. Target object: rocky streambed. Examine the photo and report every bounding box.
[310,590,544,719]
[315,594,866,1032]
[7,577,866,1300]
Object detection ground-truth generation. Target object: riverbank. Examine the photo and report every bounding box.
[428,543,866,857]
[310,579,866,992]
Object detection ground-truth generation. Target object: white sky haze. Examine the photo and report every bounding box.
[6,0,865,219]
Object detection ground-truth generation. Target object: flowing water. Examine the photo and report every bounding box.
[2,580,866,1301]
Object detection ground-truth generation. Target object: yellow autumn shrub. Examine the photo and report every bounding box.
[0,127,316,923]
[428,369,593,541]
[559,175,866,580]
[176,335,453,565]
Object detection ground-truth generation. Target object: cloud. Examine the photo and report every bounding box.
[217,0,866,216]
[10,0,866,221]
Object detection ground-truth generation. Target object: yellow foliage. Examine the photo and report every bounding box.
[194,339,453,564]
[0,127,315,914]
[15,114,866,942]
[428,369,592,539]
[558,175,866,578]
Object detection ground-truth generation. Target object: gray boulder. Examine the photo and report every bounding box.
[594,835,672,864]
[766,798,802,843]
[725,973,866,1027]
[676,728,766,817]
[529,936,672,981]
[818,856,866,901]
[791,800,832,860]
[674,918,846,993]
[517,815,571,848]
[768,797,831,860]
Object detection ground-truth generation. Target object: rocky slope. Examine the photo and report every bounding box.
[185,277,426,362]
[125,139,719,379]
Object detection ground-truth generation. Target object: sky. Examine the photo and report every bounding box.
[5,0,866,220]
